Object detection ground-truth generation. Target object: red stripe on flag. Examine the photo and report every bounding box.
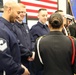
[27,9,53,14]
[26,9,38,13]
[28,16,38,19]
[21,1,57,10]
[40,0,57,4]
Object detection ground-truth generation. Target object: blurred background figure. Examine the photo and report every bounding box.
[64,14,74,36]
[55,10,71,36]
[68,22,76,38]
[67,16,76,38]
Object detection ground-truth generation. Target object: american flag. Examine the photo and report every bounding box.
[20,0,58,19]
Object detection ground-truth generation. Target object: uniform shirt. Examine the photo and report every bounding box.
[30,21,50,42]
[0,17,24,75]
[33,31,76,75]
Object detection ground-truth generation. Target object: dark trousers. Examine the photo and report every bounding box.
[0,71,3,75]
[29,61,44,75]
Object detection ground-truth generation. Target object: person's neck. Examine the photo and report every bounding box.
[50,28,62,32]
[16,20,23,24]
[39,20,46,25]
[2,13,10,22]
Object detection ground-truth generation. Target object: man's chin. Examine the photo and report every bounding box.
[10,20,15,23]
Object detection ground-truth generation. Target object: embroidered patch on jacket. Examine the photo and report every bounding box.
[0,38,7,51]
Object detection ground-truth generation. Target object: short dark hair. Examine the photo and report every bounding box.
[48,13,63,28]
[38,8,47,13]
[55,10,63,13]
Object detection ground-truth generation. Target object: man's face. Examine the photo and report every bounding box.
[38,10,48,24]
[9,6,21,23]
[17,8,26,21]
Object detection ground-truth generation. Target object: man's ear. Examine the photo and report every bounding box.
[8,7,12,13]
[62,24,64,28]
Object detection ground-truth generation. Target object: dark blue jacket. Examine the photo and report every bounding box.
[30,21,50,42]
[12,21,33,67]
[0,17,24,75]
[13,21,32,56]
[13,21,32,50]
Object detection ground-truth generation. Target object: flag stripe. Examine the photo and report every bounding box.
[40,0,57,4]
[21,1,57,10]
[27,9,53,14]
[28,16,37,19]
[20,0,57,7]
[26,6,57,12]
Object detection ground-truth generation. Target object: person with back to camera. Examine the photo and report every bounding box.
[32,13,76,75]
[0,1,30,75]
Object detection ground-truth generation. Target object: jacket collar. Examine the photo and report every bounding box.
[14,21,24,28]
[37,21,48,28]
[49,31,64,35]
[0,17,13,30]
